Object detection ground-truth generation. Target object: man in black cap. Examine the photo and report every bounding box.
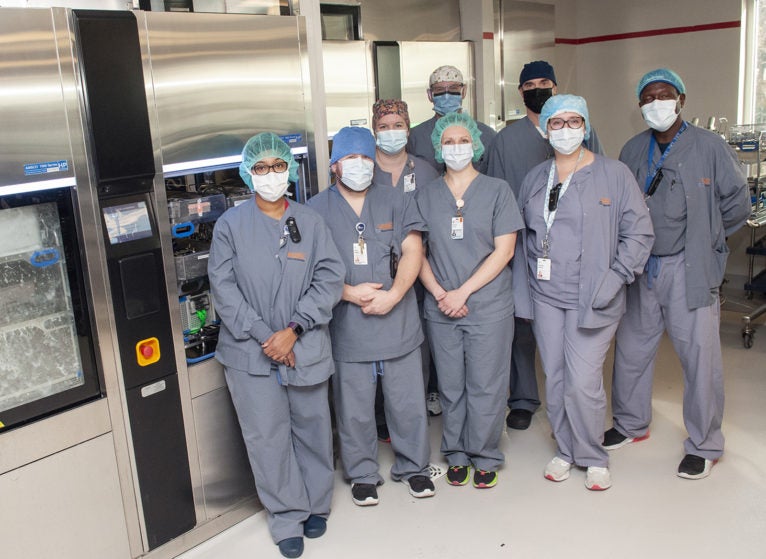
[486,60,603,431]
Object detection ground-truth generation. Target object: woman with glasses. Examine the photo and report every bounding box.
[208,132,345,558]
[513,95,654,491]
[416,112,524,489]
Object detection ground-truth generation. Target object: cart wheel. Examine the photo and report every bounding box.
[743,332,754,349]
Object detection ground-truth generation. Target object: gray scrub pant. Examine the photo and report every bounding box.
[532,299,617,468]
[611,252,725,459]
[508,317,541,412]
[426,316,513,471]
[224,368,334,544]
[334,348,430,485]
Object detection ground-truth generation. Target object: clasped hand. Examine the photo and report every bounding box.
[435,288,469,318]
[262,328,297,367]
[348,282,398,315]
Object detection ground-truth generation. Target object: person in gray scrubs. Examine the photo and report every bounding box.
[208,133,345,559]
[371,98,442,422]
[605,69,750,480]
[407,65,496,173]
[372,98,439,194]
[486,60,604,431]
[416,112,523,489]
[307,126,435,507]
[514,95,653,491]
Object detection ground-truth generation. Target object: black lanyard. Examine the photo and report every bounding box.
[645,121,687,193]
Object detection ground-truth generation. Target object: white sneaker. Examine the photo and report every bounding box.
[585,466,612,491]
[544,456,572,482]
[426,392,442,416]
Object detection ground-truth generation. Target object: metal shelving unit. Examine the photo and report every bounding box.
[728,124,766,348]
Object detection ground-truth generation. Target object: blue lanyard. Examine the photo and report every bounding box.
[645,121,687,192]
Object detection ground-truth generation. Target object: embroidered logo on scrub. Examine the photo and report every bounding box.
[287,252,306,261]
[376,222,394,232]
[599,198,611,206]
[700,177,711,186]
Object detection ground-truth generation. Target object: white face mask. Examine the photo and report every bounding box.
[340,157,374,191]
[250,170,289,202]
[376,129,408,155]
[441,143,474,171]
[641,99,680,132]
[548,127,585,155]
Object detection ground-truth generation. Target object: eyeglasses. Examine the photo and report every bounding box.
[252,160,289,175]
[548,182,562,211]
[431,85,464,96]
[548,117,584,130]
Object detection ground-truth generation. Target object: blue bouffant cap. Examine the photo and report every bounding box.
[518,60,557,86]
[330,126,376,164]
[539,94,591,141]
[636,68,686,98]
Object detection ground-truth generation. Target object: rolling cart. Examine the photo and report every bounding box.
[728,124,766,348]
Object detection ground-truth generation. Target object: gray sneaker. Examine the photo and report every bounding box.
[426,392,442,416]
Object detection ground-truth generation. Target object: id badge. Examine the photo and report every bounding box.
[353,242,368,265]
[536,258,551,281]
[451,216,464,240]
[403,173,416,193]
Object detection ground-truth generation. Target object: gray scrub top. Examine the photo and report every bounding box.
[644,158,687,255]
[524,167,586,309]
[415,173,524,325]
[486,116,604,198]
[307,182,427,362]
[373,153,439,194]
[619,123,751,309]
[407,114,497,173]
[208,199,345,385]
[514,155,654,328]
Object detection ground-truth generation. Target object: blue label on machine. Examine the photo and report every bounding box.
[24,160,69,175]
[280,133,304,146]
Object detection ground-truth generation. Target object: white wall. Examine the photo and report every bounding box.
[521,0,743,156]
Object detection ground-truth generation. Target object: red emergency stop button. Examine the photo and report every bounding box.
[136,337,160,366]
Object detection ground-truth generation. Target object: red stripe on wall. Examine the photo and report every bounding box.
[555,20,740,45]
[483,31,494,40]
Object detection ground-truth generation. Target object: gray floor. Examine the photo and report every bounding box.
[177,293,766,559]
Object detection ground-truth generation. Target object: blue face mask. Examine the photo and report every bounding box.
[376,130,408,155]
[432,92,462,116]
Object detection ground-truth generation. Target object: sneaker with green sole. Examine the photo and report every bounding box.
[473,469,498,488]
[446,465,471,486]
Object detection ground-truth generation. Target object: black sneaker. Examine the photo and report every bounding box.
[506,409,533,430]
[472,469,498,488]
[405,475,435,498]
[677,454,716,480]
[446,465,471,486]
[277,537,304,558]
[377,423,391,443]
[602,427,650,450]
[351,483,379,506]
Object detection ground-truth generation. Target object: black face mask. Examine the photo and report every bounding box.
[522,87,554,114]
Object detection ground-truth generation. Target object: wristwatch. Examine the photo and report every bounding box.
[288,321,304,337]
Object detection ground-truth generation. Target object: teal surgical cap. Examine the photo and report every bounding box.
[539,94,591,141]
[239,132,298,190]
[636,68,686,99]
[430,112,485,164]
